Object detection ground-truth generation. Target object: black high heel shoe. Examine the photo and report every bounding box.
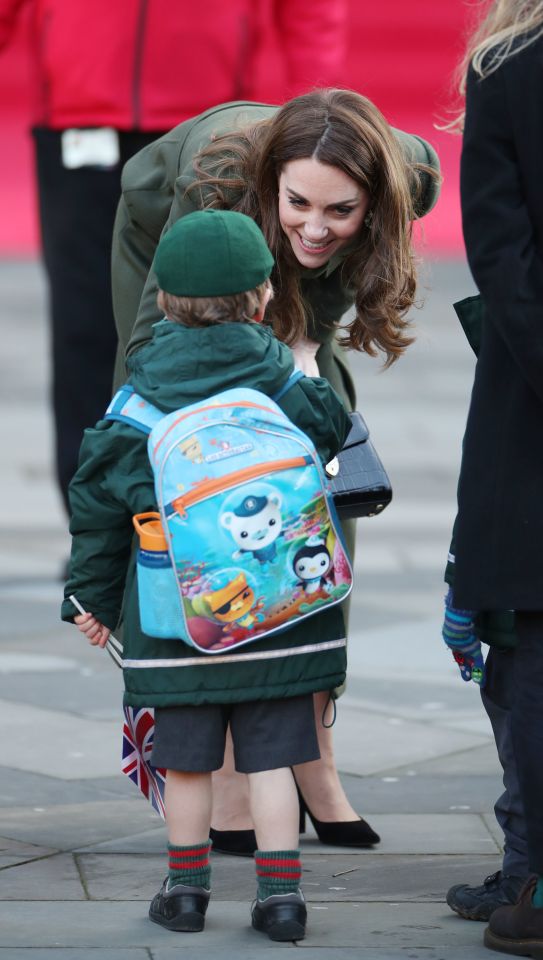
[297,786,380,847]
[209,786,380,855]
[209,827,257,857]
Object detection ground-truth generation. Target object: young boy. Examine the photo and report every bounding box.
[61,210,351,941]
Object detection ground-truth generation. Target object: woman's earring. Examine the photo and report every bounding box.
[364,210,374,228]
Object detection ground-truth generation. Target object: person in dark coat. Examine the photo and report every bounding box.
[441,1,543,954]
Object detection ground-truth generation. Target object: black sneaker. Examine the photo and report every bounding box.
[149,878,210,932]
[446,870,526,921]
[251,890,306,941]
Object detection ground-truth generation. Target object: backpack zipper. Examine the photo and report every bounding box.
[172,456,310,517]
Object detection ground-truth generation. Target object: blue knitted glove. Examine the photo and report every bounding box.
[442,588,485,686]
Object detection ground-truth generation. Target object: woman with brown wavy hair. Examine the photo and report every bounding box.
[112,86,440,855]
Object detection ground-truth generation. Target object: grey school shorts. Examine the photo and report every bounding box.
[150,693,320,774]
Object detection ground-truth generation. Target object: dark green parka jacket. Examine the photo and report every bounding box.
[61,321,352,707]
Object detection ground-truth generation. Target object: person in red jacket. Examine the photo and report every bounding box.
[0,0,347,520]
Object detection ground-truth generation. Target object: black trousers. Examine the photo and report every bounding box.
[511,611,543,874]
[33,128,162,512]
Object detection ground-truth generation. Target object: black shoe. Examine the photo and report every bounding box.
[209,827,257,857]
[447,870,527,921]
[251,891,307,941]
[297,787,380,847]
[149,879,210,932]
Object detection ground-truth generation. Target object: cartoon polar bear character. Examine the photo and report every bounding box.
[220,491,282,564]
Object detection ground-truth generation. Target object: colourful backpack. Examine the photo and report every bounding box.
[105,377,353,654]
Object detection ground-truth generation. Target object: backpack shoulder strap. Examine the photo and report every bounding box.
[104,384,163,436]
[271,367,305,403]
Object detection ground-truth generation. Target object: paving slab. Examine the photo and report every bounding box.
[345,619,481,685]
[0,699,121,780]
[0,663,123,719]
[0,901,491,950]
[337,772,501,814]
[76,852,502,903]
[150,951,298,960]
[154,952,491,960]
[0,766,135,809]
[4,953,491,960]
[342,675,492,725]
[0,800,161,850]
[73,813,499,857]
[0,836,57,869]
[377,742,501,778]
[301,814,500,856]
[332,704,491,778]
[1,852,85,900]
[0,953,151,959]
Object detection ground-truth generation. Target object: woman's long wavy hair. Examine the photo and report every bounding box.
[449,0,543,130]
[186,88,430,365]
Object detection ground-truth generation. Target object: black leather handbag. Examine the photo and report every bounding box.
[327,412,392,519]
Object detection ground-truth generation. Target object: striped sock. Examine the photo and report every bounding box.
[168,840,211,890]
[255,848,302,900]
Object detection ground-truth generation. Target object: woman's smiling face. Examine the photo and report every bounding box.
[278,157,369,268]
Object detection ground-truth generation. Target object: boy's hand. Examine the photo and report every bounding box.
[74,612,110,648]
[442,588,485,687]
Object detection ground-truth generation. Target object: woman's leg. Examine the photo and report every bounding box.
[211,691,363,828]
[292,690,359,820]
[211,727,253,830]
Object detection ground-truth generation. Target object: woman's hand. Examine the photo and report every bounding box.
[74,612,110,648]
[291,337,320,377]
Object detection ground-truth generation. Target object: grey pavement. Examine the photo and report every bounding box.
[0,258,507,958]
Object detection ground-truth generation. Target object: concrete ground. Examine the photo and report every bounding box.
[0,258,507,958]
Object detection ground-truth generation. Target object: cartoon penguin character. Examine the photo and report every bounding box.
[220,491,282,564]
[202,572,259,630]
[292,536,332,595]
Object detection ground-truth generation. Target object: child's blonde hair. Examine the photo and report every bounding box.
[157,281,269,328]
[449,0,543,130]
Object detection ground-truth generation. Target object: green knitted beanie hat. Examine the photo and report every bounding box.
[154,209,274,297]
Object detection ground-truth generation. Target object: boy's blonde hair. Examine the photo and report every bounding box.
[157,281,269,328]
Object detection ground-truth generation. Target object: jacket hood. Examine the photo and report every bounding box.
[127,319,295,411]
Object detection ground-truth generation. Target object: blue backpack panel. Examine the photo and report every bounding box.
[106,382,353,654]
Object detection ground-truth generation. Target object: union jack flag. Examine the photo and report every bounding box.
[121,706,166,819]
